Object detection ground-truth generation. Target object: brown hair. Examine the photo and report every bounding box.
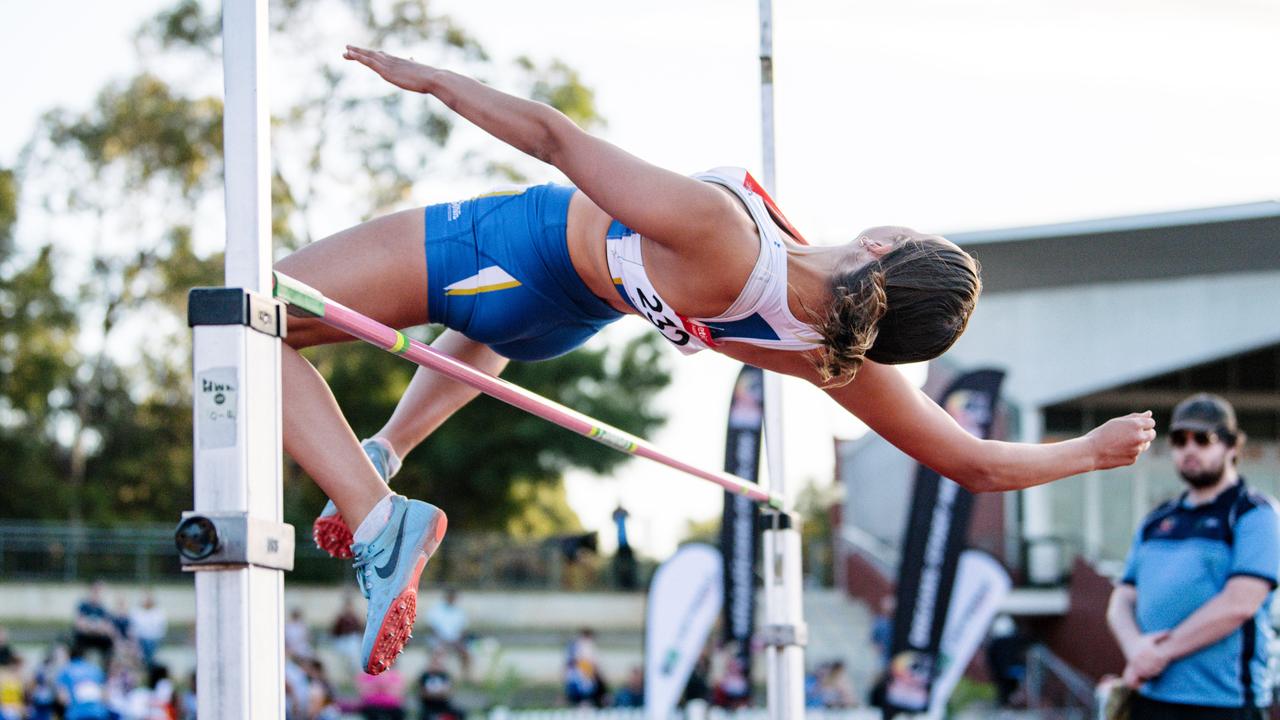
[813,237,981,386]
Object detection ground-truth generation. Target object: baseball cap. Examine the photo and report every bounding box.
[1170,393,1238,436]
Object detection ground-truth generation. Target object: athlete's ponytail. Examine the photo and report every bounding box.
[813,237,980,387]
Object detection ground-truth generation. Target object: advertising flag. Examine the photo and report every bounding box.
[927,550,1013,719]
[645,543,724,720]
[720,366,764,681]
[885,369,1005,714]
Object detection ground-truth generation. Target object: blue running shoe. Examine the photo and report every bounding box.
[314,438,400,559]
[352,494,447,675]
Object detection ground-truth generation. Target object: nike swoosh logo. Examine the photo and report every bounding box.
[375,513,409,579]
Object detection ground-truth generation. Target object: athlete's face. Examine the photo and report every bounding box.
[1171,429,1233,489]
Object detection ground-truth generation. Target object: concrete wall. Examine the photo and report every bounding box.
[946,270,1280,409]
[0,582,646,631]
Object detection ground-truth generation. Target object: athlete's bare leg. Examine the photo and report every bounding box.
[276,208,430,528]
[372,331,510,459]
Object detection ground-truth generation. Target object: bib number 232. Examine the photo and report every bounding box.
[634,288,690,346]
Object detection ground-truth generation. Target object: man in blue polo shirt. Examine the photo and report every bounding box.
[1107,393,1279,720]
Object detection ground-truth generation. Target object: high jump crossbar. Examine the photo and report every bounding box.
[271,271,787,510]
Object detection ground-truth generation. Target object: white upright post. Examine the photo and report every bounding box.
[190,1,286,717]
[758,2,808,718]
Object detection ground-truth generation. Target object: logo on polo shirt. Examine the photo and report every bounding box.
[1157,517,1178,535]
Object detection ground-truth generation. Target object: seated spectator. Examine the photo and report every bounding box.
[129,592,167,670]
[310,679,342,720]
[424,589,470,682]
[0,628,13,667]
[176,672,197,720]
[146,664,175,720]
[73,581,117,668]
[302,659,340,720]
[871,595,895,670]
[986,614,1029,707]
[329,594,364,674]
[0,654,26,720]
[817,660,856,709]
[564,628,605,708]
[805,662,827,708]
[284,607,314,662]
[612,665,644,709]
[680,654,710,707]
[26,646,66,720]
[109,598,142,669]
[712,656,751,709]
[418,648,464,720]
[357,666,406,720]
[105,658,145,719]
[57,644,109,720]
[284,657,310,720]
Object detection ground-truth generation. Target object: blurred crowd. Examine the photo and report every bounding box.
[0,581,180,720]
[558,628,856,712]
[0,583,472,720]
[3,582,1030,719]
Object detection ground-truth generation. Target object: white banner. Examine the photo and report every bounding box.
[927,549,1012,719]
[645,543,724,720]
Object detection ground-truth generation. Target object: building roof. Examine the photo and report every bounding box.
[948,201,1280,293]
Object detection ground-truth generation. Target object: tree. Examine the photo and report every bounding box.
[0,0,669,537]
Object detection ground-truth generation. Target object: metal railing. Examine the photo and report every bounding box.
[0,521,653,589]
[1024,644,1097,720]
[0,522,180,582]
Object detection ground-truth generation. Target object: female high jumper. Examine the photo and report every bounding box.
[278,46,1157,674]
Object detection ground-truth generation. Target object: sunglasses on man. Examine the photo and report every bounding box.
[1169,429,1222,448]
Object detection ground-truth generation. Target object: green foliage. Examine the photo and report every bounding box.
[682,514,722,545]
[0,167,16,258]
[518,57,606,131]
[0,246,80,517]
[796,479,840,587]
[138,0,218,50]
[0,246,77,419]
[1,0,668,537]
[947,676,997,714]
[286,331,670,534]
[44,74,223,196]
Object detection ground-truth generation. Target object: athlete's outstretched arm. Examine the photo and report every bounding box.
[343,46,745,253]
[824,361,1156,493]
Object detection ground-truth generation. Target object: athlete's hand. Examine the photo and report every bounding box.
[343,45,438,94]
[1085,411,1157,471]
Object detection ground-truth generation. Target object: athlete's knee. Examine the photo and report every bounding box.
[283,316,330,349]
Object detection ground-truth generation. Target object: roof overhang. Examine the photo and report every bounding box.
[949,201,1280,293]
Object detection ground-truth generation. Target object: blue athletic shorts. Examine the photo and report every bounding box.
[424,184,623,361]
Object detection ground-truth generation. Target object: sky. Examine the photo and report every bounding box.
[3,0,1278,557]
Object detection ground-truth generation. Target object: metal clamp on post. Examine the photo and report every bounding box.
[760,509,796,532]
[188,287,287,338]
[760,622,809,648]
[175,512,295,571]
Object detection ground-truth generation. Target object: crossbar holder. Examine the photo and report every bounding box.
[189,287,287,338]
[760,622,809,648]
[176,511,295,571]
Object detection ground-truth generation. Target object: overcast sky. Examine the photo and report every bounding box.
[3,0,1277,557]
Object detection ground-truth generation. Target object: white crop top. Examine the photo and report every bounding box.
[604,167,824,355]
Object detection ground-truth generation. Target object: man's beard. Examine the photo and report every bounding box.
[1179,462,1226,489]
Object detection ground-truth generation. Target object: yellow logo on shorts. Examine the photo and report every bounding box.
[444,266,522,295]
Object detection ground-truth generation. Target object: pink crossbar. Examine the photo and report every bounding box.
[274,272,784,509]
